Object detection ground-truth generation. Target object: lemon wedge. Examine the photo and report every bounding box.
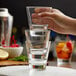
[0,49,9,60]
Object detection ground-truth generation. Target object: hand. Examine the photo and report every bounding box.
[32,7,76,35]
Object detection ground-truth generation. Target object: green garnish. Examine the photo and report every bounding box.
[8,55,28,61]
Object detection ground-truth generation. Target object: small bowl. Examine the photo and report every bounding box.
[0,46,23,58]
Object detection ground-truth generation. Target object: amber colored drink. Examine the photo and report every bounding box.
[56,41,73,60]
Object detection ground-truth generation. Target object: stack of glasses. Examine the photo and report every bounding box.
[25,6,50,70]
[25,25,50,70]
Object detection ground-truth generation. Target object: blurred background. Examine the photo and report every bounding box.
[0,0,76,61]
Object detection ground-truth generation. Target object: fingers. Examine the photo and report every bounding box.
[32,17,55,26]
[32,18,46,25]
[32,18,54,30]
[38,12,56,18]
[32,17,58,32]
[32,13,40,18]
[32,7,56,19]
[34,7,52,13]
[32,12,56,20]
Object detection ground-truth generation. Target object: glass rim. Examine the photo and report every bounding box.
[31,24,48,27]
[26,6,51,8]
[25,29,50,38]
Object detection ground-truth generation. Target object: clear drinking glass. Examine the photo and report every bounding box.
[55,35,74,66]
[26,6,49,30]
[25,30,50,70]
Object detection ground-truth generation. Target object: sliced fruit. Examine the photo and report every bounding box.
[0,49,9,60]
[58,42,65,48]
[62,44,69,52]
[56,46,62,53]
[61,51,69,59]
[66,41,72,50]
[66,49,72,53]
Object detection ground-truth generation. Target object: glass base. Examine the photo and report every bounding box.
[57,58,71,66]
[29,64,46,70]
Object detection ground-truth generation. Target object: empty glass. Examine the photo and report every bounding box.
[26,6,49,30]
[26,6,51,70]
[25,30,50,70]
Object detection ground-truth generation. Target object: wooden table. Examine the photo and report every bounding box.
[0,60,28,66]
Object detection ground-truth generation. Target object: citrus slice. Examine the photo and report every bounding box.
[0,49,9,60]
[58,42,65,48]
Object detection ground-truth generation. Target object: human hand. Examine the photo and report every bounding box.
[32,7,76,35]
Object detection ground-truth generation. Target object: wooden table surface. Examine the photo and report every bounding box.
[0,60,28,66]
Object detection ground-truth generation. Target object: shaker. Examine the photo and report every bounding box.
[0,8,13,46]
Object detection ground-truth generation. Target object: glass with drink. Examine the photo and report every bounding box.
[55,35,74,65]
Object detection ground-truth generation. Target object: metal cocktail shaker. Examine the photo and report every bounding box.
[0,8,13,46]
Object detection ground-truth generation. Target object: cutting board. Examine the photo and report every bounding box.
[0,60,28,66]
